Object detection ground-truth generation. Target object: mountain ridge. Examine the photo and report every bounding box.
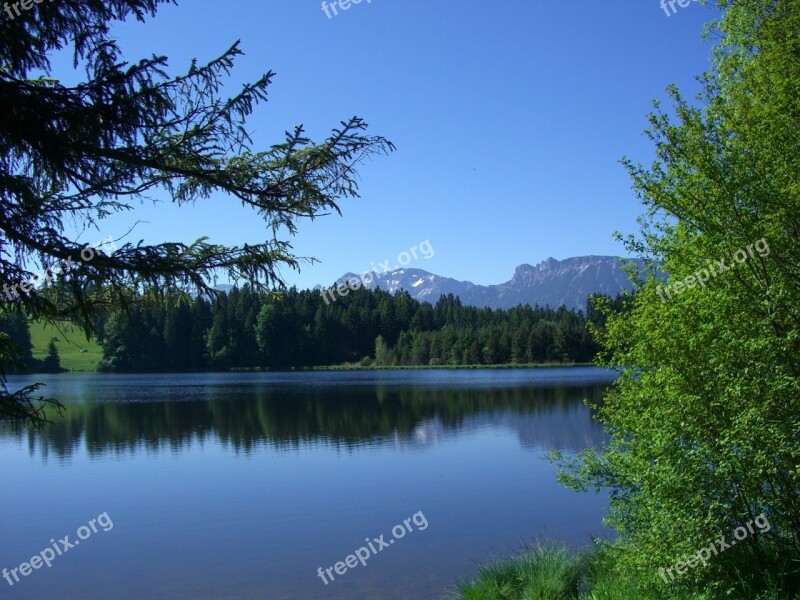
[331,255,641,310]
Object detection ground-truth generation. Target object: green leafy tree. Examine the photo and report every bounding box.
[558,1,800,597]
[0,0,393,424]
[374,334,395,366]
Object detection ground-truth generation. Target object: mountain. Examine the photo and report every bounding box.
[332,256,641,310]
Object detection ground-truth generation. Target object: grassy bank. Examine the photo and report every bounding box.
[450,544,799,600]
[28,320,103,372]
[451,544,642,600]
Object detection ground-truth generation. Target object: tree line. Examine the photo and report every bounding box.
[95,287,619,371]
[0,312,61,373]
[1,288,625,373]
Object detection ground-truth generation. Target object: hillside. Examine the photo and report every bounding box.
[28,320,104,372]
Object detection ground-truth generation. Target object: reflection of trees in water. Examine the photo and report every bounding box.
[4,384,609,460]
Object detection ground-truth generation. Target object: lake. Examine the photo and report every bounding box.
[0,368,616,599]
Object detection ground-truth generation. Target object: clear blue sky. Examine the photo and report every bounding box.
[63,0,717,288]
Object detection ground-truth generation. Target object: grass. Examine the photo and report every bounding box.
[28,320,103,372]
[454,544,582,600]
[449,544,800,600]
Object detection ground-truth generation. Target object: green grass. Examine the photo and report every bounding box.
[28,320,103,372]
[449,544,800,600]
[453,544,583,600]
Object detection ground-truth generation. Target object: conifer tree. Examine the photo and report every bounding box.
[0,0,393,424]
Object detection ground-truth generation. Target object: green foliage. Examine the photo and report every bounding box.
[374,334,395,366]
[0,332,63,427]
[27,320,104,372]
[41,340,61,373]
[558,1,800,598]
[0,0,392,424]
[451,542,798,600]
[95,286,606,371]
[453,544,582,600]
[0,310,33,369]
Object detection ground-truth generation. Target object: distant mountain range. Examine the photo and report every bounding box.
[333,256,642,311]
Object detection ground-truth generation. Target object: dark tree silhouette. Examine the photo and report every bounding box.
[42,340,61,373]
[0,0,394,425]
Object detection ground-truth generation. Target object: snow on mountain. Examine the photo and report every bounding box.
[330,256,642,310]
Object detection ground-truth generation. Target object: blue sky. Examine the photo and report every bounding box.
[62,0,716,289]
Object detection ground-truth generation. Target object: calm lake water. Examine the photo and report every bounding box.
[0,368,616,600]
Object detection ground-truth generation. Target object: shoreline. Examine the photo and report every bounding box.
[18,363,598,375]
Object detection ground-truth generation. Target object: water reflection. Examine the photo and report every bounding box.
[2,380,608,460]
[0,370,615,600]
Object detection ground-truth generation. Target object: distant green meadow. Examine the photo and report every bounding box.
[28,320,104,372]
